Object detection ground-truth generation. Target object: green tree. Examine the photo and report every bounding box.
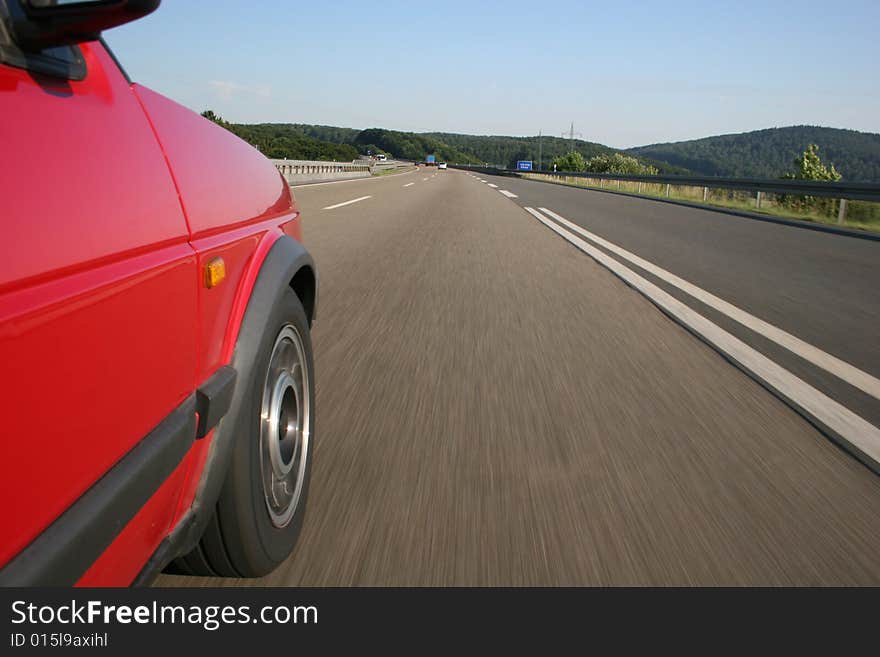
[552,151,586,172]
[200,109,229,127]
[779,144,842,215]
[785,143,841,182]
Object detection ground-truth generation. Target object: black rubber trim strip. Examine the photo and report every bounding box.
[195,365,237,439]
[0,395,197,587]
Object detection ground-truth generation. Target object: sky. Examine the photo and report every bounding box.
[105,0,880,149]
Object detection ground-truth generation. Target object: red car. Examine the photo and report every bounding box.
[0,0,317,585]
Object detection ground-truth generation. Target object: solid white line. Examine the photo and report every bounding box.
[488,184,499,188]
[523,207,880,467]
[537,207,880,401]
[403,182,415,187]
[322,195,372,210]
[499,190,518,198]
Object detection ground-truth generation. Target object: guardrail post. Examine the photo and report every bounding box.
[638,181,642,194]
[617,180,621,190]
[703,186,708,202]
[838,199,847,224]
[665,184,670,198]
[756,191,763,209]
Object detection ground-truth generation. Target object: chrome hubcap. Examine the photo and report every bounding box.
[260,324,310,528]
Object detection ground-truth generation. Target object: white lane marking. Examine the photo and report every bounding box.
[488,184,499,188]
[479,179,487,183]
[524,207,880,467]
[322,195,372,210]
[423,177,429,181]
[538,207,880,401]
[403,182,415,187]
[499,190,518,198]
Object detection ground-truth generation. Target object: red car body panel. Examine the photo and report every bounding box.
[0,38,307,585]
[132,86,295,239]
[0,42,198,570]
[133,86,301,380]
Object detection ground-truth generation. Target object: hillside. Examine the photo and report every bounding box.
[259,122,672,169]
[205,117,361,161]
[426,133,612,169]
[202,111,678,170]
[353,128,481,164]
[282,123,361,145]
[626,126,880,182]
[202,112,880,181]
[423,133,687,173]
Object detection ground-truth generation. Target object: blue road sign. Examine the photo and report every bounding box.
[516,161,533,171]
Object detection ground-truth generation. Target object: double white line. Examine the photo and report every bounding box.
[524,206,880,468]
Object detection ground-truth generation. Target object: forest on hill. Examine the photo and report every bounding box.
[626,126,880,182]
[200,113,880,181]
[199,115,361,161]
[423,133,687,173]
[201,111,672,170]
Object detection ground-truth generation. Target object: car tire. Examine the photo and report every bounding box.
[173,287,314,577]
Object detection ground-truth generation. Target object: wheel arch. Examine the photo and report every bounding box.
[289,261,317,326]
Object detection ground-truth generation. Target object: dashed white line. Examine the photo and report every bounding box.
[524,206,880,469]
[487,184,498,188]
[499,190,518,198]
[322,195,372,210]
[403,182,415,187]
[537,207,880,401]
[423,177,429,181]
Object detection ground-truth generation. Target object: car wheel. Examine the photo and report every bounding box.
[175,287,314,577]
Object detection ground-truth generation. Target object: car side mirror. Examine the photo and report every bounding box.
[3,0,160,52]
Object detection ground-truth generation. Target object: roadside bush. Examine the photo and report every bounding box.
[778,144,841,216]
[584,153,658,175]
[552,152,586,172]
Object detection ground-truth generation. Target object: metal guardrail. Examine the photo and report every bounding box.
[272,159,371,175]
[451,164,880,203]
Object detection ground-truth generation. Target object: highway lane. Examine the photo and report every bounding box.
[157,167,880,586]
[472,171,880,429]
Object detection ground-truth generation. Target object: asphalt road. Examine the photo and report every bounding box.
[157,166,880,586]
[480,172,880,428]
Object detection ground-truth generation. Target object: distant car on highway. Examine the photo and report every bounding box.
[0,0,317,586]
[438,162,448,170]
